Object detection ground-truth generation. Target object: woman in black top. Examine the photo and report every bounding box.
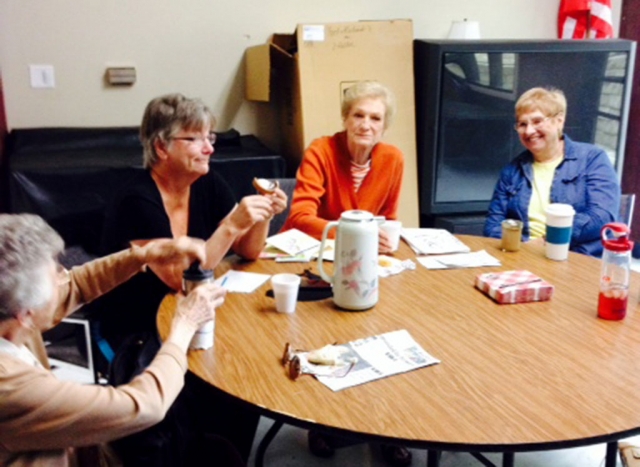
[98,93,287,465]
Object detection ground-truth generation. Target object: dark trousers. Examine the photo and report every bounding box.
[109,333,258,466]
[184,371,260,464]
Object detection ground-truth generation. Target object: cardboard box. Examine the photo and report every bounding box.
[475,270,554,305]
[245,20,419,227]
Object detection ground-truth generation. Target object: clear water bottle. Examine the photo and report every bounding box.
[598,223,633,320]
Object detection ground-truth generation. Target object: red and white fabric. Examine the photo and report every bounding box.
[558,0,613,39]
[589,0,614,38]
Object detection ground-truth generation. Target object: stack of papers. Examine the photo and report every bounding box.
[417,250,501,269]
[261,229,335,262]
[401,228,471,255]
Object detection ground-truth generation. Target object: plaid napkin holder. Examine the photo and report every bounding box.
[475,270,553,304]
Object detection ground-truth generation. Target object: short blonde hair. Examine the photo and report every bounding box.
[341,81,396,130]
[515,87,567,119]
[140,93,216,169]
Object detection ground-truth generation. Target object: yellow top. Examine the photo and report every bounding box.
[529,157,563,238]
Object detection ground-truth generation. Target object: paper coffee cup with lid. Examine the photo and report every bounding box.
[545,203,575,261]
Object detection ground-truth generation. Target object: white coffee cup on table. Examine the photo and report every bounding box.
[545,203,575,261]
[271,273,301,313]
[380,220,402,252]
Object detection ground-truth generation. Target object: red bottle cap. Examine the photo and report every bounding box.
[601,222,634,252]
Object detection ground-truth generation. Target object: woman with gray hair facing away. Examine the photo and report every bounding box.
[0,213,227,466]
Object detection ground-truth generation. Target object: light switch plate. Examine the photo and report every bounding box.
[29,65,55,88]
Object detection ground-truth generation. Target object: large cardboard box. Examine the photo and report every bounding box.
[245,19,418,227]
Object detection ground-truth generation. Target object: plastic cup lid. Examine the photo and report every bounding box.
[545,203,575,217]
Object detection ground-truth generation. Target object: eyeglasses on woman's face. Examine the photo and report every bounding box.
[170,133,217,147]
[514,114,557,133]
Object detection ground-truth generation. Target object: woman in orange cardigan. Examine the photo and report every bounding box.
[282,81,410,466]
[282,81,404,255]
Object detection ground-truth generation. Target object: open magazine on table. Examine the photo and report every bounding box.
[297,329,440,392]
[401,228,471,255]
[261,228,335,262]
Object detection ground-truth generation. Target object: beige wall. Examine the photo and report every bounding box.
[0,0,623,226]
[0,0,623,136]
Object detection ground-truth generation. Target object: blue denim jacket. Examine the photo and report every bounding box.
[484,135,620,257]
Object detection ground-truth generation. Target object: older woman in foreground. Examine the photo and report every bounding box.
[0,213,226,466]
[282,81,410,465]
[484,87,620,257]
[282,80,404,254]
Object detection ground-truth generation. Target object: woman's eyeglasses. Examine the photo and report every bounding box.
[171,133,217,146]
[514,115,554,133]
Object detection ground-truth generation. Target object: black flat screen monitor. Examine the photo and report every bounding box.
[414,39,636,217]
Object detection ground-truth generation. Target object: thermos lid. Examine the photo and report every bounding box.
[183,261,214,282]
[601,222,634,252]
[341,210,374,222]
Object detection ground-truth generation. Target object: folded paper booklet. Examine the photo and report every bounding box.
[401,228,470,255]
[475,270,554,304]
[262,229,336,262]
[261,229,320,261]
[417,250,501,270]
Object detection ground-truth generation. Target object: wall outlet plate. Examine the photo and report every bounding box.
[29,65,55,88]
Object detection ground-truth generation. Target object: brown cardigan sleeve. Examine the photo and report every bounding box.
[0,341,187,453]
[56,248,147,325]
[23,248,147,368]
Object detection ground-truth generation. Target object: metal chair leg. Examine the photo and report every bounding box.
[605,442,617,467]
[254,419,283,467]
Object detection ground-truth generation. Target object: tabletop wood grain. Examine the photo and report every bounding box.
[157,235,640,452]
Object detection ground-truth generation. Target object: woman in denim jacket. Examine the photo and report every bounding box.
[484,87,620,257]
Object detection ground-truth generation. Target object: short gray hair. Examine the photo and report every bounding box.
[140,93,216,169]
[341,81,396,130]
[0,214,64,321]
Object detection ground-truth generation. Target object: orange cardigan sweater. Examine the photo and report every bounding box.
[282,131,404,239]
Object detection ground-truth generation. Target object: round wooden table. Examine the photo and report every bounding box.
[158,235,640,467]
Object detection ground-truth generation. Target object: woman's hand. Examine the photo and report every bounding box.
[169,283,227,352]
[135,236,206,270]
[225,195,277,233]
[378,229,394,254]
[176,283,226,330]
[267,187,289,217]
